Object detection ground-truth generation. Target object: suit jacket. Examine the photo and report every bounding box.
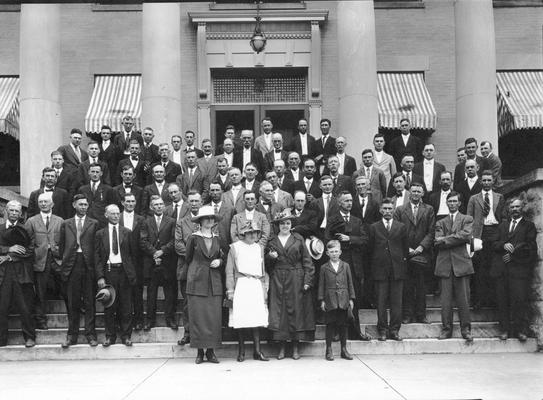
[413,160,446,195]
[386,171,424,198]
[291,208,319,239]
[318,260,356,310]
[208,201,236,253]
[94,224,137,285]
[434,213,474,278]
[330,174,352,197]
[98,142,121,186]
[311,195,340,229]
[314,135,337,167]
[140,143,160,169]
[351,194,381,225]
[466,191,505,239]
[25,214,63,272]
[28,187,71,220]
[210,172,232,192]
[174,212,200,280]
[284,168,302,182]
[391,191,411,209]
[352,166,387,204]
[59,216,99,279]
[117,157,147,188]
[176,166,208,203]
[241,178,261,194]
[223,187,247,214]
[113,130,143,155]
[373,151,396,186]
[143,182,172,213]
[492,218,537,278]
[77,159,111,188]
[0,222,33,286]
[233,147,265,179]
[160,161,183,185]
[77,183,117,228]
[277,176,295,196]
[454,178,483,214]
[58,144,88,168]
[182,146,204,159]
[453,156,489,188]
[119,212,145,262]
[287,133,318,159]
[254,134,274,158]
[486,153,503,187]
[393,202,436,265]
[274,189,294,210]
[388,134,424,169]
[428,190,449,218]
[368,219,409,281]
[113,183,144,215]
[164,201,190,223]
[54,166,79,198]
[264,149,289,172]
[342,154,358,177]
[293,178,322,201]
[196,156,218,183]
[230,210,270,248]
[139,215,176,279]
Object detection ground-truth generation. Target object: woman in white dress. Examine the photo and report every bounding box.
[225,222,269,362]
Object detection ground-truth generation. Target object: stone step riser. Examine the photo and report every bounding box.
[0,339,536,362]
[44,299,184,313]
[359,308,497,324]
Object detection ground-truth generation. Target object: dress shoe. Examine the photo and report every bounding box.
[206,349,219,363]
[88,338,98,347]
[462,332,474,343]
[166,320,179,330]
[277,346,285,360]
[359,333,372,341]
[402,317,413,324]
[122,339,133,347]
[498,332,508,341]
[518,333,528,342]
[389,332,402,341]
[134,323,143,331]
[102,338,113,347]
[237,351,245,362]
[292,348,300,360]
[24,338,36,348]
[325,347,334,361]
[195,350,204,364]
[177,335,190,346]
[61,338,77,348]
[438,331,452,340]
[340,347,353,360]
[377,332,387,341]
[253,351,269,361]
[416,317,429,324]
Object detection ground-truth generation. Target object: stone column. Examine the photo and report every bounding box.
[455,0,498,153]
[19,4,61,197]
[142,2,182,144]
[337,0,378,153]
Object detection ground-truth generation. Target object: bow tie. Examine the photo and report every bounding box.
[262,201,272,206]
[124,185,132,188]
[131,157,138,161]
[275,150,282,153]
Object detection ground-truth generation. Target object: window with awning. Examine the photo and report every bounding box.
[84,74,141,134]
[496,70,543,137]
[0,76,19,139]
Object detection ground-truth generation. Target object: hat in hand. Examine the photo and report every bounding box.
[95,285,116,308]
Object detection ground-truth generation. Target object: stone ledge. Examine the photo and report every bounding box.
[498,168,543,196]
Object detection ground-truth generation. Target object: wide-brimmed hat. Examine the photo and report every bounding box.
[305,236,324,260]
[239,222,261,236]
[191,205,221,223]
[4,224,30,247]
[95,285,116,308]
[271,209,297,224]
[466,237,483,258]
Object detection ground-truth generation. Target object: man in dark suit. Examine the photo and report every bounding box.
[434,191,474,342]
[368,198,409,341]
[95,204,137,346]
[77,141,111,187]
[413,143,446,201]
[293,158,322,203]
[0,200,35,347]
[467,170,505,308]
[326,156,352,197]
[480,141,502,187]
[140,196,177,330]
[141,127,161,178]
[311,175,339,237]
[207,182,235,254]
[182,130,204,159]
[387,153,424,198]
[329,136,357,177]
[119,192,146,331]
[157,143,183,184]
[241,162,261,194]
[273,159,295,196]
[116,140,147,188]
[233,130,265,179]
[113,165,144,215]
[393,183,435,324]
[286,118,317,160]
[454,159,482,215]
[59,194,99,347]
[453,138,489,188]
[390,172,411,209]
[210,157,231,192]
[97,125,120,186]
[314,118,337,173]
[57,128,89,169]
[353,149,387,205]
[387,118,424,170]
[113,115,143,159]
[291,191,319,239]
[143,164,173,213]
[28,167,71,219]
[428,171,453,221]
[351,176,381,225]
[492,198,537,341]
[325,191,371,340]
[215,124,242,155]
[176,150,209,203]
[285,151,302,182]
[77,163,117,228]
[164,183,190,223]
[50,150,78,199]
[264,133,289,173]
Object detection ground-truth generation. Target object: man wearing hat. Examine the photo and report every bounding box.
[59,194,99,347]
[95,204,137,346]
[0,200,35,347]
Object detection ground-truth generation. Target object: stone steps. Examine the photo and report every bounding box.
[0,338,536,362]
[359,307,497,324]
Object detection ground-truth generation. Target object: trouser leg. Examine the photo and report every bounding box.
[12,276,35,341]
[403,266,415,319]
[440,275,454,332]
[375,280,389,334]
[414,264,427,320]
[118,272,133,340]
[389,279,403,333]
[510,277,529,335]
[146,273,159,324]
[494,275,509,332]
[454,275,471,332]
[33,263,50,325]
[65,257,83,339]
[83,264,96,339]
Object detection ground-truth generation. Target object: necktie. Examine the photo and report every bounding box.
[189,169,193,182]
[483,192,491,217]
[112,225,119,255]
[45,216,50,230]
[305,180,310,192]
[366,167,370,177]
[413,204,418,222]
[214,203,219,214]
[405,173,411,188]
[76,218,83,246]
[173,204,179,221]
[343,214,349,223]
[386,220,391,231]
[156,216,162,229]
[163,162,167,169]
[510,219,517,233]
[322,136,326,147]
[333,177,337,186]
[450,214,455,224]
[92,182,96,194]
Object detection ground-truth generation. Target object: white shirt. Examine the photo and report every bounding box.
[510,217,522,232]
[336,153,345,175]
[382,218,392,229]
[70,143,81,160]
[155,181,165,194]
[299,133,308,155]
[278,234,290,247]
[437,189,451,216]
[224,152,233,167]
[264,133,272,151]
[89,157,98,164]
[374,150,383,164]
[171,149,182,166]
[467,176,478,190]
[320,193,331,228]
[231,184,242,201]
[303,177,313,192]
[364,165,373,177]
[245,179,255,191]
[330,260,340,273]
[482,190,499,225]
[107,223,122,264]
[41,212,52,228]
[130,157,139,169]
[242,148,251,173]
[245,209,255,220]
[402,134,410,147]
[290,168,300,181]
[358,195,368,218]
[123,184,132,193]
[273,188,280,203]
[423,159,434,192]
[273,150,283,161]
[102,140,110,151]
[54,167,63,177]
[340,211,350,223]
[122,211,134,230]
[75,215,86,252]
[450,211,458,223]
[395,191,406,208]
[219,173,227,184]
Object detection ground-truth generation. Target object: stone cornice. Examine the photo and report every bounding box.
[189,9,328,23]
[207,32,311,40]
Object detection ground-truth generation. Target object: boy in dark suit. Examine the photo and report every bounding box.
[318,240,355,361]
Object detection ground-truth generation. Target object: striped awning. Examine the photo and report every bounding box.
[0,77,20,139]
[378,72,437,130]
[496,71,543,137]
[85,75,142,134]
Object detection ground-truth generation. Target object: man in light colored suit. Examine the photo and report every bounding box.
[254,117,275,158]
[434,191,474,342]
[197,139,218,182]
[230,190,270,248]
[265,170,293,210]
[25,193,64,330]
[223,167,247,213]
[352,149,387,205]
[372,133,396,187]
[57,128,89,169]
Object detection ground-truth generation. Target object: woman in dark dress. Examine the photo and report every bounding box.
[267,210,315,360]
[185,206,223,364]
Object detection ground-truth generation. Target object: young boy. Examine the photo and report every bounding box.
[318,240,356,361]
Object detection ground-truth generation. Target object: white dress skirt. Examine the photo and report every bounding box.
[228,241,269,329]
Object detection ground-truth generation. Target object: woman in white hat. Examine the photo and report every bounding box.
[267,210,315,360]
[185,206,223,364]
[225,222,269,362]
